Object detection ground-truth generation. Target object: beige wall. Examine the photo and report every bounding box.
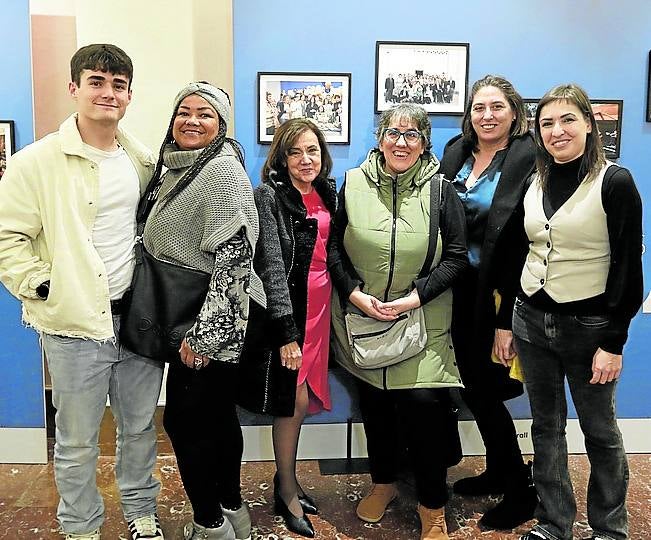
[30,0,234,150]
[31,15,77,139]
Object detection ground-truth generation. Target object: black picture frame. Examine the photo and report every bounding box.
[646,51,651,122]
[0,120,15,180]
[522,98,623,159]
[257,72,351,144]
[374,41,469,115]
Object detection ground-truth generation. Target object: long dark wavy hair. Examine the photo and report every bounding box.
[461,74,529,149]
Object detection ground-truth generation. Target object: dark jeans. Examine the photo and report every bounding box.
[357,380,452,509]
[164,360,243,526]
[512,298,628,540]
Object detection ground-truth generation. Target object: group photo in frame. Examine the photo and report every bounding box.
[0,120,15,180]
[523,98,623,159]
[257,72,351,144]
[375,41,469,115]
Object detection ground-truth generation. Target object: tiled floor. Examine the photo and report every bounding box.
[1,451,649,539]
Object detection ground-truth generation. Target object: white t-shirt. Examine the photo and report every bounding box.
[83,143,140,300]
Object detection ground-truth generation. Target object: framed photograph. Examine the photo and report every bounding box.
[646,51,651,122]
[523,99,539,132]
[522,99,623,159]
[375,41,469,115]
[257,72,351,144]
[591,100,623,159]
[0,120,15,180]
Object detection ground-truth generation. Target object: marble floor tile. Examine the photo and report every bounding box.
[0,453,649,539]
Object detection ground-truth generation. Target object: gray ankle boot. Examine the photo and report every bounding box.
[183,519,235,540]
[221,504,251,540]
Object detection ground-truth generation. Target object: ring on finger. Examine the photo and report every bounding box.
[194,356,203,369]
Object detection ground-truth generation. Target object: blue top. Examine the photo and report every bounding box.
[452,149,507,268]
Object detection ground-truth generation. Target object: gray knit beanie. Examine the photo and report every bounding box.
[172,82,231,126]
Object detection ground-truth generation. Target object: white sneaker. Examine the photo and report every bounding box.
[128,514,164,539]
[65,530,100,540]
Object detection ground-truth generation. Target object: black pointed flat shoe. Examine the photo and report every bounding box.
[274,495,315,538]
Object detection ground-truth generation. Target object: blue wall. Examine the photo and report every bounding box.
[0,0,43,428]
[234,0,651,420]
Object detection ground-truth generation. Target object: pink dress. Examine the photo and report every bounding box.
[298,190,332,414]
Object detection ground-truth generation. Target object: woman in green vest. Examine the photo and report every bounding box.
[329,103,468,540]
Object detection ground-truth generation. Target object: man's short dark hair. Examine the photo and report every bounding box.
[70,44,133,88]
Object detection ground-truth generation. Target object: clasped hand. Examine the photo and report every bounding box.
[349,288,421,321]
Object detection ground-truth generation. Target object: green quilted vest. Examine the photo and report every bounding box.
[331,151,463,390]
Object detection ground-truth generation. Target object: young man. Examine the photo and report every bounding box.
[0,44,164,540]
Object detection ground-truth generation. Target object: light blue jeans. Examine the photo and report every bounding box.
[42,315,164,535]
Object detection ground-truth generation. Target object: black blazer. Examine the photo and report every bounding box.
[439,133,535,399]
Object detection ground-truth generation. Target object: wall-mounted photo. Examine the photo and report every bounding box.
[523,99,623,159]
[0,120,15,180]
[257,72,351,144]
[375,41,469,115]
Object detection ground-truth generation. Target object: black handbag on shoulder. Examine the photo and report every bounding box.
[119,177,210,362]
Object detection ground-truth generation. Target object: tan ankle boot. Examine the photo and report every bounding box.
[418,504,449,540]
[356,483,399,523]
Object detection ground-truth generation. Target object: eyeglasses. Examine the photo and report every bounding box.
[383,128,422,144]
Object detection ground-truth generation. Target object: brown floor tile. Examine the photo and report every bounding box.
[0,453,649,539]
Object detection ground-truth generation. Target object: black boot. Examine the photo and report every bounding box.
[453,469,506,496]
[480,461,538,530]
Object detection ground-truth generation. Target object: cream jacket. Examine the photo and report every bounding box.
[0,114,155,339]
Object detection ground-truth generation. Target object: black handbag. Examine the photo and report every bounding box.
[119,175,210,362]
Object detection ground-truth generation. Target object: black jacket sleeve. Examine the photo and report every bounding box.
[600,166,644,354]
[327,179,364,300]
[253,186,300,346]
[413,180,468,305]
[493,194,530,330]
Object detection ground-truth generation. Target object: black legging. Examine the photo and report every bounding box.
[452,267,526,486]
[357,380,452,509]
[163,360,243,526]
[460,387,523,484]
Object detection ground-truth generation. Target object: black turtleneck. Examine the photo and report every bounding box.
[524,159,643,355]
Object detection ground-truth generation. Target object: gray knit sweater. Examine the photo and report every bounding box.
[143,142,265,361]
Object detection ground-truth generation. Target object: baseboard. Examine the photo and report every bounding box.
[242,418,651,462]
[0,428,48,464]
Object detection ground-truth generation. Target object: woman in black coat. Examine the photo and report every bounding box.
[238,119,337,538]
[438,75,537,530]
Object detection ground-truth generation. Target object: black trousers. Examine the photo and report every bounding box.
[163,359,243,525]
[460,387,524,485]
[452,266,526,486]
[357,379,452,509]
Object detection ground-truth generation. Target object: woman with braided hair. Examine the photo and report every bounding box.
[142,82,265,540]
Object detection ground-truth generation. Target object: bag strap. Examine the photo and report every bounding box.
[418,174,443,279]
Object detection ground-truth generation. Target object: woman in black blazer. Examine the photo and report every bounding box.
[439,74,538,531]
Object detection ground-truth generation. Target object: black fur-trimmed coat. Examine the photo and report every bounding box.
[237,175,337,416]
